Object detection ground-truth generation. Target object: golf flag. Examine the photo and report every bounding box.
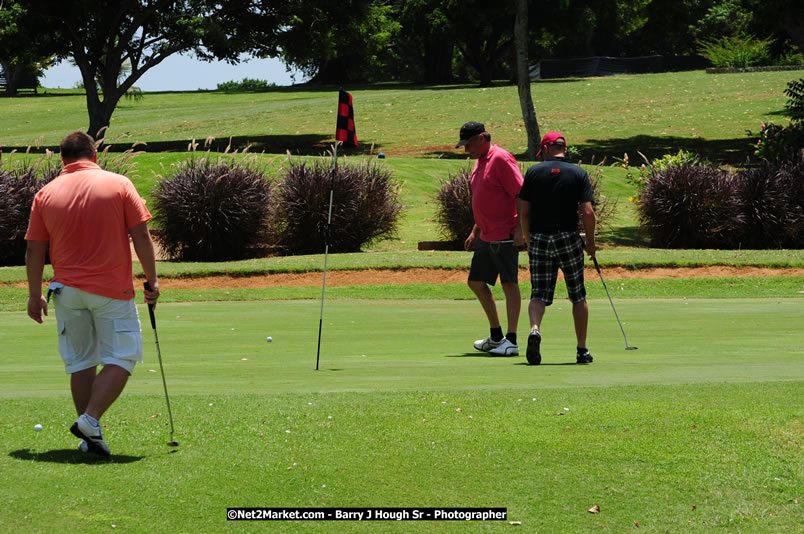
[335,90,358,147]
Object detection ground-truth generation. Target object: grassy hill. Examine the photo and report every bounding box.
[2,69,799,163]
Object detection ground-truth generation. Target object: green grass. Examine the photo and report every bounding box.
[2,70,802,533]
[2,70,800,163]
[2,248,803,286]
[1,298,802,532]
[2,276,804,313]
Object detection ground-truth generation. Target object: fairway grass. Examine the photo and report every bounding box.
[1,298,801,532]
[2,383,800,533]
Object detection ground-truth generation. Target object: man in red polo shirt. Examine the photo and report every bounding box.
[25,131,160,456]
[456,121,525,356]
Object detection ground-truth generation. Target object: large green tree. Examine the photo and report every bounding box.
[391,0,457,84]
[740,0,804,57]
[266,0,400,84]
[18,0,284,138]
[0,1,65,95]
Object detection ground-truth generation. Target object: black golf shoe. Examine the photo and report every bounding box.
[526,330,541,365]
[576,348,593,364]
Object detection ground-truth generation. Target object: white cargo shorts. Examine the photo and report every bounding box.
[51,285,143,375]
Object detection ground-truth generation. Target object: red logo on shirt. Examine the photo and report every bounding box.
[551,168,561,174]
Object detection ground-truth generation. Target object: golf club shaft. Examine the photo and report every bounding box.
[315,242,330,371]
[316,141,339,371]
[144,282,176,441]
[592,257,633,348]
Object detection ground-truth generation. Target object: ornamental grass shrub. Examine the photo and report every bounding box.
[151,154,274,261]
[270,157,402,255]
[638,160,804,249]
[739,160,804,248]
[435,166,473,242]
[638,164,745,249]
[585,159,617,234]
[0,152,61,266]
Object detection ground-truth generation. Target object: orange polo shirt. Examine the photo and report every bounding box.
[25,160,151,300]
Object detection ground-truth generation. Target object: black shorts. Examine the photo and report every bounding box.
[468,239,519,286]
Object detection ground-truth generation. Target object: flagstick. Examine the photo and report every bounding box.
[316,141,339,370]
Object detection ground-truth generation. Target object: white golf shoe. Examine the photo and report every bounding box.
[489,338,519,356]
[70,414,110,456]
[473,336,503,352]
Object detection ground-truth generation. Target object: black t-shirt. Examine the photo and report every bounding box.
[518,157,594,233]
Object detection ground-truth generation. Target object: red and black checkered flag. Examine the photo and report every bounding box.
[335,90,358,147]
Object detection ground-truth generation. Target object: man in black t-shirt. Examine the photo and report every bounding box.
[517,132,596,365]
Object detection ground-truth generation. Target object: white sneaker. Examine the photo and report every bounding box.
[70,414,111,456]
[78,440,89,453]
[489,338,519,356]
[473,336,503,352]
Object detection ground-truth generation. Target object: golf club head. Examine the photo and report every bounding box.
[167,440,179,447]
[626,346,639,350]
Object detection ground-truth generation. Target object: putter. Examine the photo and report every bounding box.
[144,282,179,447]
[592,257,638,350]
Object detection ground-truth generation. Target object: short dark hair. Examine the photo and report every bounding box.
[59,131,96,162]
[481,131,491,142]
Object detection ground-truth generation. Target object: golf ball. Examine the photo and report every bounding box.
[34,424,43,431]
[266,336,273,342]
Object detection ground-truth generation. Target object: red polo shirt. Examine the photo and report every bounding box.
[470,144,523,241]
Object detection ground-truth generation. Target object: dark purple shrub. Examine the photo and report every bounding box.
[152,155,274,261]
[638,164,745,248]
[270,158,402,255]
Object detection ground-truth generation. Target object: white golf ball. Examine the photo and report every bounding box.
[34,424,43,431]
[266,336,273,342]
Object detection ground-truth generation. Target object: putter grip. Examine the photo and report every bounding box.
[143,282,156,329]
[592,256,601,272]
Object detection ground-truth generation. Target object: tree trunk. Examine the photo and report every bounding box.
[423,39,454,84]
[72,53,121,140]
[1,59,19,96]
[86,98,110,140]
[514,0,540,160]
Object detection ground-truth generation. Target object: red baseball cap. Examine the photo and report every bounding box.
[536,132,566,157]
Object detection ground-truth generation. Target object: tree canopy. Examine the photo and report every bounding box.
[3,0,801,141]
[14,0,285,137]
[0,1,66,95]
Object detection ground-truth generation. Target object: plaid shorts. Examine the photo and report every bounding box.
[527,231,586,305]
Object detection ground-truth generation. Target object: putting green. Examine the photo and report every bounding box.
[2,298,801,397]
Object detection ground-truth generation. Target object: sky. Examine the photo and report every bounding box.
[40,54,306,91]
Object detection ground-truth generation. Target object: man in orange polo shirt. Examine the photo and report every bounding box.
[25,131,160,456]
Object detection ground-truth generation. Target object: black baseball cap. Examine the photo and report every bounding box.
[456,121,486,148]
